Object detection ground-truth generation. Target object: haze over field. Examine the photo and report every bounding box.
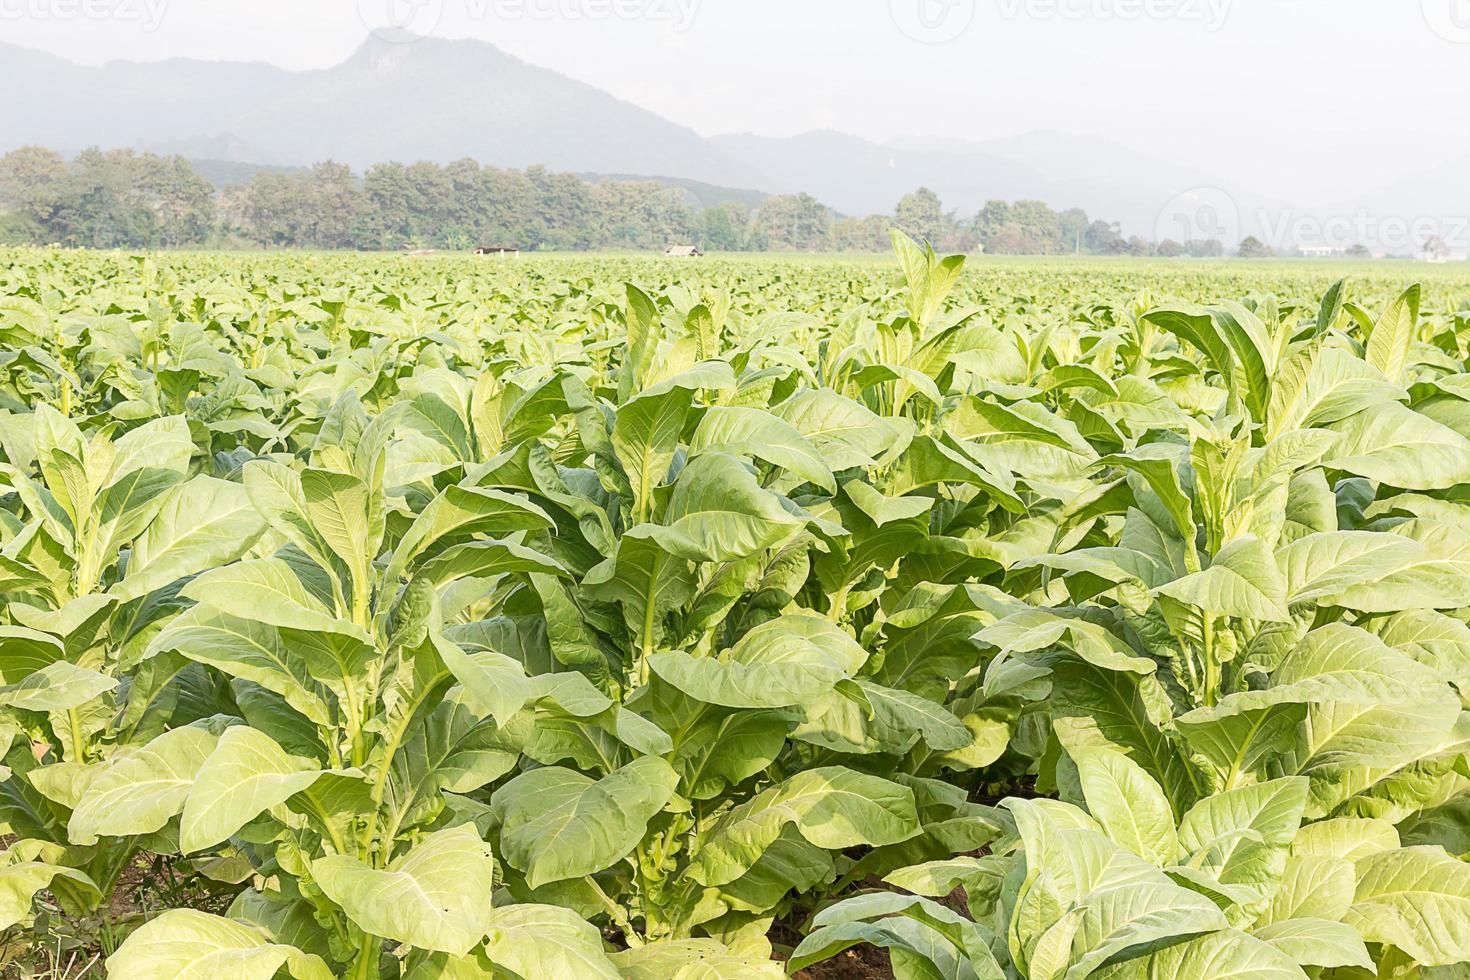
[2,0,1468,252]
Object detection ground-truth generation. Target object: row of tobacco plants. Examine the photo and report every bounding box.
[0,239,1466,978]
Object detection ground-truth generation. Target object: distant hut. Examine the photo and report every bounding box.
[664,244,703,258]
[474,245,520,257]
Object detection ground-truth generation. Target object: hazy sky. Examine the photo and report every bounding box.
[4,0,1467,204]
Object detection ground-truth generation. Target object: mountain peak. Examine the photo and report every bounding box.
[0,37,767,185]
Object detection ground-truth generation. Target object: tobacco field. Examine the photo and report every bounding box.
[0,238,1468,978]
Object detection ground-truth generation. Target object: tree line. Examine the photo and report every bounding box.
[0,145,1208,255]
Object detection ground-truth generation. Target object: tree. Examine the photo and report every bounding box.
[895,187,946,246]
[0,144,1153,256]
[701,202,750,251]
[754,193,831,251]
[828,214,891,252]
[0,146,69,239]
[232,162,362,249]
[1157,239,1184,257]
[1086,220,1124,254]
[1237,236,1273,258]
[974,200,1010,239]
[1058,208,1089,255]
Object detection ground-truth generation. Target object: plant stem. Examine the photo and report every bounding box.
[827,583,850,622]
[66,709,86,764]
[1201,614,1218,707]
[585,876,641,948]
[349,935,379,980]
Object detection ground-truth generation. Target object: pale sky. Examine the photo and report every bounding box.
[4,0,1468,205]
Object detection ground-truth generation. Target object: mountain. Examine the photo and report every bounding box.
[0,37,766,189]
[0,37,1339,242]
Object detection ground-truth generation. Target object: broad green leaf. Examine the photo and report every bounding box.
[1250,918,1372,970]
[649,612,863,708]
[1276,531,1420,606]
[113,475,268,602]
[614,361,735,519]
[689,405,835,493]
[642,452,802,563]
[1087,928,1307,980]
[314,825,496,955]
[692,768,919,887]
[491,756,678,888]
[1345,845,1470,966]
[1176,689,1311,790]
[1256,854,1355,925]
[1364,283,1421,385]
[775,388,915,470]
[612,939,786,979]
[1177,778,1307,925]
[482,904,621,979]
[1155,536,1289,622]
[0,660,115,711]
[180,726,323,853]
[70,724,224,844]
[0,625,65,682]
[1266,346,1404,441]
[147,605,333,725]
[0,858,96,931]
[1071,746,1179,865]
[181,557,341,633]
[106,909,333,980]
[1325,402,1470,490]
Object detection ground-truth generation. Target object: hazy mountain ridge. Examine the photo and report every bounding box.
[0,36,1457,246]
[0,37,765,190]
